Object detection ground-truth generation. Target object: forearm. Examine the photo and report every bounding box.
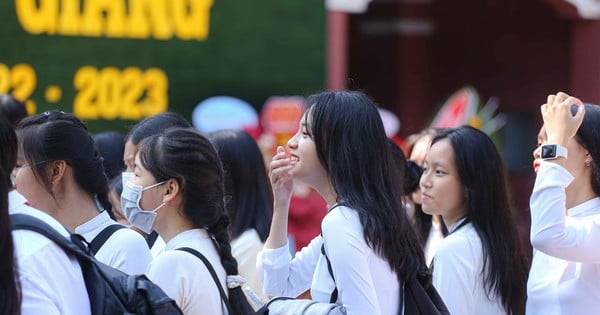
[265,201,291,249]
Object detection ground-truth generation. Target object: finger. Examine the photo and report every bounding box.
[540,103,548,115]
[547,94,555,106]
[555,92,569,103]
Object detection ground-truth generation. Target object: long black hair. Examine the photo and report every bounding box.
[207,129,273,242]
[431,125,528,315]
[17,111,113,217]
[138,127,253,315]
[0,115,21,315]
[305,91,425,280]
[575,103,600,197]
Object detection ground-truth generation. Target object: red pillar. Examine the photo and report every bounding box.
[326,11,349,91]
[570,21,600,104]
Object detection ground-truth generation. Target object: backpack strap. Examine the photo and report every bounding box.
[89,224,126,255]
[10,213,87,258]
[321,243,338,303]
[177,247,233,315]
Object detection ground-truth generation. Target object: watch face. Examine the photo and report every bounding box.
[541,145,556,159]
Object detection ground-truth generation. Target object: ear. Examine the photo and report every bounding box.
[163,178,181,204]
[585,152,593,166]
[50,160,69,185]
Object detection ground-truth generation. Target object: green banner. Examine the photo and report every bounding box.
[0,0,325,133]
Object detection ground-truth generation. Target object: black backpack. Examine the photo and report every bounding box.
[11,213,183,315]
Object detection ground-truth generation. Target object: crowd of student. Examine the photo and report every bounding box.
[0,90,599,315]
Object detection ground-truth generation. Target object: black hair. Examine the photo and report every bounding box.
[431,125,528,315]
[93,131,125,180]
[138,127,253,314]
[405,128,448,246]
[17,111,114,218]
[305,91,425,280]
[125,112,191,145]
[388,138,422,195]
[575,103,600,196]
[0,115,21,315]
[207,129,273,242]
[0,94,27,127]
[0,115,17,188]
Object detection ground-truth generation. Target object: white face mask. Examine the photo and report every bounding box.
[122,171,134,188]
[121,178,166,234]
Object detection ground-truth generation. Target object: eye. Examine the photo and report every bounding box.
[435,169,447,175]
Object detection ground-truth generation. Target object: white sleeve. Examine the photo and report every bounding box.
[530,162,600,262]
[257,237,321,298]
[432,235,475,315]
[322,212,381,315]
[96,228,153,275]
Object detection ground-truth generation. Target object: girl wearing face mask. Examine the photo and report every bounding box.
[528,93,600,314]
[127,127,253,315]
[122,112,192,256]
[420,125,528,315]
[15,111,152,275]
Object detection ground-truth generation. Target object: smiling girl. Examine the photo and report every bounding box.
[257,91,426,314]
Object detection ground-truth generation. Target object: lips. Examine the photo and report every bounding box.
[533,159,541,173]
[290,154,299,162]
[421,192,433,201]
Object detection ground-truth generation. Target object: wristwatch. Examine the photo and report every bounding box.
[541,144,568,160]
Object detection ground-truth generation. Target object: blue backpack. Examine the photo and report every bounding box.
[11,213,183,315]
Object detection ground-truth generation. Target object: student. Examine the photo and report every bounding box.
[123,112,191,255]
[2,114,91,314]
[0,115,21,315]
[528,92,600,314]
[15,111,151,275]
[207,129,273,300]
[126,127,253,314]
[420,125,528,315]
[405,128,447,266]
[258,91,425,314]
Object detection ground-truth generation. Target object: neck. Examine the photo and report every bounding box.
[154,207,196,243]
[442,212,466,232]
[315,183,337,208]
[53,189,102,232]
[565,178,597,211]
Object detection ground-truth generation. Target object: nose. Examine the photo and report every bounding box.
[287,133,298,149]
[533,145,541,160]
[420,170,431,190]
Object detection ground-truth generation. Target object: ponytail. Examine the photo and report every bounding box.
[208,214,254,315]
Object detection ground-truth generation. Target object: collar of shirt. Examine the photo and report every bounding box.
[164,228,210,251]
[567,197,600,218]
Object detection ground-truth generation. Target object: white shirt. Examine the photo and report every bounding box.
[75,211,152,274]
[527,162,600,315]
[9,190,91,315]
[146,229,228,315]
[231,228,265,301]
[432,221,505,315]
[425,220,445,267]
[257,205,399,315]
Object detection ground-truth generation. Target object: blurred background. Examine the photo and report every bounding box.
[3,0,600,256]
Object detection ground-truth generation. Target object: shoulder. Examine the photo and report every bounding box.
[109,226,150,249]
[322,205,361,231]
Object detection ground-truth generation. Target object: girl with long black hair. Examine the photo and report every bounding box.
[420,125,528,314]
[258,91,426,314]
